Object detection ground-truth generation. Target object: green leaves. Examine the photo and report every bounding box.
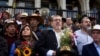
[60,29,72,46]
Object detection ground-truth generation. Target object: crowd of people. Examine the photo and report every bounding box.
[0,10,99,56]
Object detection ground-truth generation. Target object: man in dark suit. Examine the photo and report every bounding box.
[36,15,63,56]
[82,24,100,56]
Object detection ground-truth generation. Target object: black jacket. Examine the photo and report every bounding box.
[36,30,58,56]
[0,36,8,56]
[82,43,99,56]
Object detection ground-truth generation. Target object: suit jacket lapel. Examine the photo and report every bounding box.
[51,30,58,44]
[48,30,58,50]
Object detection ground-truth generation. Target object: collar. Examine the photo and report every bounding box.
[53,29,62,33]
[94,42,100,47]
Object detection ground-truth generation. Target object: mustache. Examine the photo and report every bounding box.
[87,24,91,26]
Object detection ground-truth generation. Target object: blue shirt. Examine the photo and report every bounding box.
[94,43,100,56]
[74,29,93,55]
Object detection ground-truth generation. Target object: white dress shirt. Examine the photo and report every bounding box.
[46,29,63,56]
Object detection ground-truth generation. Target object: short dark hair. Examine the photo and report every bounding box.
[79,15,89,23]
[49,15,62,22]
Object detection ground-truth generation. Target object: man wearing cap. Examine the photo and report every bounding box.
[27,13,44,32]
[82,24,100,56]
[18,12,28,30]
[27,13,45,55]
[26,13,44,43]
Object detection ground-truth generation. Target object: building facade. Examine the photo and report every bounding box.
[0,0,99,19]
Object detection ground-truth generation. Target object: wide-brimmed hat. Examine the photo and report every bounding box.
[27,13,44,25]
[20,12,28,19]
[91,24,100,31]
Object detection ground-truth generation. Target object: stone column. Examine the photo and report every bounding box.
[79,0,90,14]
[35,0,41,8]
[57,0,61,8]
[60,0,66,18]
[8,0,14,6]
[8,0,15,17]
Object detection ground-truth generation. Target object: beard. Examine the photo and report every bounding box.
[87,26,91,30]
[82,26,91,31]
[9,31,16,35]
